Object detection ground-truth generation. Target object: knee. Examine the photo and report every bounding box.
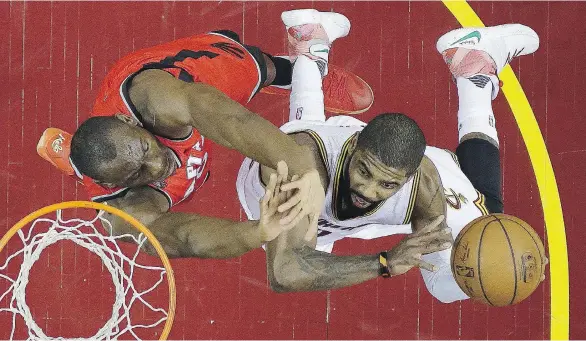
[460,132,498,149]
[485,196,504,214]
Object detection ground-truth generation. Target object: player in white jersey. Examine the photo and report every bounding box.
[236,9,545,303]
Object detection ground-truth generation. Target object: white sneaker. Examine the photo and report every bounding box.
[281,9,350,75]
[281,9,350,43]
[436,24,539,74]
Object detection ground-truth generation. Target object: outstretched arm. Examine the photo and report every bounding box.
[128,69,324,230]
[261,167,451,293]
[128,69,317,175]
[266,216,449,292]
[103,187,282,259]
[266,220,381,292]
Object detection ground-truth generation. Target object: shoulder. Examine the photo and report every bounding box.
[127,69,210,138]
[289,132,329,187]
[413,156,444,217]
[418,156,441,190]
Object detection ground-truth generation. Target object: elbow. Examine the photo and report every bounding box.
[269,278,291,293]
[141,241,160,257]
[422,267,470,304]
[268,260,310,293]
[269,270,304,293]
[431,290,463,304]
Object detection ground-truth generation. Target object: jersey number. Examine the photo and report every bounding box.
[186,153,208,180]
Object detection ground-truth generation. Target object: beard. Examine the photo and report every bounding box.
[338,169,381,219]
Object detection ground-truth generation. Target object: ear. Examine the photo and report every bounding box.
[114,113,141,127]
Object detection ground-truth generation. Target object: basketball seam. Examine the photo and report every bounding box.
[495,216,519,305]
[478,218,495,306]
[504,217,545,287]
[453,215,493,298]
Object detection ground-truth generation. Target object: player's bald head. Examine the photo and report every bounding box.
[70,116,134,181]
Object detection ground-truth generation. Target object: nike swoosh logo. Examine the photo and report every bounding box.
[450,30,481,46]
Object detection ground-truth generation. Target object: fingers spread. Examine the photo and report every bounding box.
[261,189,272,210]
[279,203,304,226]
[280,178,303,192]
[278,192,302,213]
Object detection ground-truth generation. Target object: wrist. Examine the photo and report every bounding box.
[254,221,267,245]
[378,251,391,278]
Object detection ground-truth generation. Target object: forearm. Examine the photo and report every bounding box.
[269,245,381,292]
[147,212,262,259]
[230,113,317,175]
[192,88,316,175]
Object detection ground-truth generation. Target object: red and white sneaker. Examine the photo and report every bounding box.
[281,9,350,75]
[437,24,539,99]
[260,60,373,115]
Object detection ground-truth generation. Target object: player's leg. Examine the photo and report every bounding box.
[210,30,291,89]
[211,28,343,92]
[281,9,350,122]
[436,24,539,213]
[211,27,374,116]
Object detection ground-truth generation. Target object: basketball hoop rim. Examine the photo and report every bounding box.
[0,200,176,340]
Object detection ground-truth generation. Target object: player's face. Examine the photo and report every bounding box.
[345,148,411,209]
[100,125,177,188]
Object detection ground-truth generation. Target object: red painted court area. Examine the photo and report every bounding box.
[1,1,585,339]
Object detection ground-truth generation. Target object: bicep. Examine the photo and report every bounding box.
[127,69,195,139]
[130,69,253,147]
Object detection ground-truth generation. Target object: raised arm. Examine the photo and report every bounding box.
[128,69,324,228]
[128,69,317,175]
[103,186,282,259]
[261,165,451,293]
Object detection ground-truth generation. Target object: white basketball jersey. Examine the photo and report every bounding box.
[277,116,418,247]
[236,116,490,251]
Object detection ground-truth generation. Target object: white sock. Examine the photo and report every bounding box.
[456,75,499,146]
[289,55,326,122]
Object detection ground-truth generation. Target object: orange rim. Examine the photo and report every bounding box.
[0,201,176,340]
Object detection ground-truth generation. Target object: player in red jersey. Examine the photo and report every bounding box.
[38,28,372,258]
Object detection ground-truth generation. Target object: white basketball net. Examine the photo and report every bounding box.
[0,209,169,340]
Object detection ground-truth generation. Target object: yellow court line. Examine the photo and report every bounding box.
[441,1,569,340]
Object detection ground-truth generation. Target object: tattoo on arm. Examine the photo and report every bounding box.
[271,245,380,292]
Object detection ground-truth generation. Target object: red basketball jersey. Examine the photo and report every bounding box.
[84,32,261,206]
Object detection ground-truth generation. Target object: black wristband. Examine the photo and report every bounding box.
[378,251,391,278]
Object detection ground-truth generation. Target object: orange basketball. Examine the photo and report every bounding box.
[450,213,546,306]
